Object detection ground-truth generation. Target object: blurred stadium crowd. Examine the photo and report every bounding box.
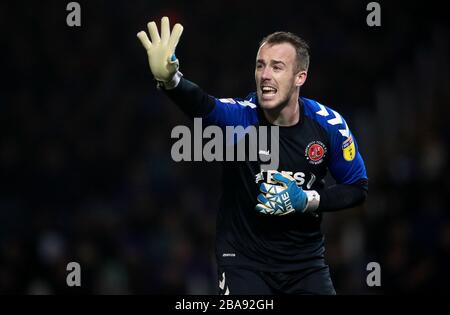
[1,0,449,294]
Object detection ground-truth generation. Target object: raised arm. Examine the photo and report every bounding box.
[137,17,257,128]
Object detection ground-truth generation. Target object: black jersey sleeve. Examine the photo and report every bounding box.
[162,77,215,118]
[317,180,368,212]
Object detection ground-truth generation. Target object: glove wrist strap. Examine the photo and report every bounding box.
[304,190,320,213]
[157,71,183,90]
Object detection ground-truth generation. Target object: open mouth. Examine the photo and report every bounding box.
[261,86,277,97]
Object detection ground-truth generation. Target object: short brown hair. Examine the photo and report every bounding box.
[259,32,310,72]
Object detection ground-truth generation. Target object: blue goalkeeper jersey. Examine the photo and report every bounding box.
[202,93,368,271]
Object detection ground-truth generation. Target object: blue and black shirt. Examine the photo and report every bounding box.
[165,78,368,272]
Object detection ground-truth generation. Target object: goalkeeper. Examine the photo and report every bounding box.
[137,17,368,295]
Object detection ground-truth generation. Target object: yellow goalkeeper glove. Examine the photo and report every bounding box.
[137,16,184,88]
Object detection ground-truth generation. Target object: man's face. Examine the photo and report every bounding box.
[255,42,305,110]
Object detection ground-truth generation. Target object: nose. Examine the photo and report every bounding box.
[261,67,271,81]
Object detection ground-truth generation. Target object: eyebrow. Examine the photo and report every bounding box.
[271,60,286,66]
[256,59,286,66]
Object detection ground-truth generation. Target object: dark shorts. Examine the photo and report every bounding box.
[217,265,336,295]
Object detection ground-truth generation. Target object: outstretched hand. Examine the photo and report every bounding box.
[137,16,184,83]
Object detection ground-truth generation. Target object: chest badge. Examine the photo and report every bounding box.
[305,141,327,165]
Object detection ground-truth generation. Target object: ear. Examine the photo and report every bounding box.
[295,70,307,87]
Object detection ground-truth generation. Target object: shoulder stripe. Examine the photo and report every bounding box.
[338,123,350,138]
[316,103,329,116]
[313,101,350,138]
[218,98,236,104]
[327,109,343,125]
[236,100,257,108]
[218,98,256,108]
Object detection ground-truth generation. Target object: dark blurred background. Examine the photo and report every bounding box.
[1,0,449,294]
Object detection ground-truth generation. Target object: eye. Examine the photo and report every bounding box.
[273,66,281,71]
[256,63,263,69]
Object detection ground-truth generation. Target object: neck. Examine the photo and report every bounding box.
[263,92,300,126]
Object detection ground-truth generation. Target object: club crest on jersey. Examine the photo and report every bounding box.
[342,136,356,161]
[305,141,327,165]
